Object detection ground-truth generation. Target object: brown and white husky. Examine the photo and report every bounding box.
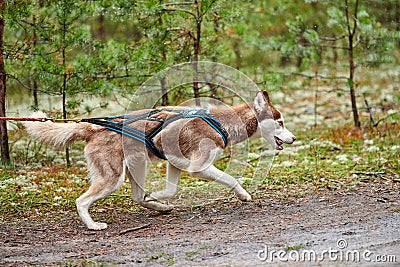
[23,91,295,230]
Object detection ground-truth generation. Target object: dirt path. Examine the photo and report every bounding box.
[1,181,399,266]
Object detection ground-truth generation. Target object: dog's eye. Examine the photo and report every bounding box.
[278,121,284,127]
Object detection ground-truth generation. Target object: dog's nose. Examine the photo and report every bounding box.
[292,136,296,142]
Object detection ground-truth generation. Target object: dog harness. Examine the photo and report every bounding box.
[80,108,229,160]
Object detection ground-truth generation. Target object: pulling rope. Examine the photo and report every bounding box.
[1,109,230,160]
[0,117,82,123]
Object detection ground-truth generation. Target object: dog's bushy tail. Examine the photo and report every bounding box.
[22,111,98,148]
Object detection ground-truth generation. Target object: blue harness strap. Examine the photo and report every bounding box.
[82,109,229,160]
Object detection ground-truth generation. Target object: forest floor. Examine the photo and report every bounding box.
[1,176,399,266]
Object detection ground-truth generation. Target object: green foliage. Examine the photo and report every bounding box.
[327,6,347,31]
[4,0,398,111]
[3,0,33,25]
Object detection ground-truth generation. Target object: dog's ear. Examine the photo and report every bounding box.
[254,91,267,113]
[261,90,270,103]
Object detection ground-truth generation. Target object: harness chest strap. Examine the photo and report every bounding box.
[83,109,229,160]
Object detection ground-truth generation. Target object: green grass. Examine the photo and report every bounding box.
[284,244,304,252]
[1,121,399,220]
[185,251,199,260]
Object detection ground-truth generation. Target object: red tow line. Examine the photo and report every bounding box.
[0,117,82,123]
[0,117,48,122]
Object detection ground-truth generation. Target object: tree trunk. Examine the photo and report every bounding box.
[232,39,242,70]
[348,39,360,128]
[0,0,10,165]
[345,0,361,128]
[160,76,168,106]
[158,11,168,106]
[97,14,105,42]
[192,0,201,106]
[33,80,39,109]
[333,47,338,63]
[62,47,70,167]
[32,14,39,110]
[210,12,220,101]
[61,9,70,167]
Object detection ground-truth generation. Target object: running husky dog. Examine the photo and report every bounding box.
[24,91,295,230]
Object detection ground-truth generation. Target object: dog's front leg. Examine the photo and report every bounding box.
[149,162,181,200]
[127,159,173,212]
[192,165,252,201]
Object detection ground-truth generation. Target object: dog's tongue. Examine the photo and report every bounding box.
[275,137,284,150]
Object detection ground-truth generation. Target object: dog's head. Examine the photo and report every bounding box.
[253,91,296,150]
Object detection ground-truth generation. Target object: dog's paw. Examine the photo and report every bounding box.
[141,198,174,213]
[153,203,174,213]
[236,191,252,202]
[88,222,108,230]
[233,185,252,202]
[159,204,174,212]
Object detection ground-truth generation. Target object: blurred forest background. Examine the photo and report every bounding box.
[0,0,399,165]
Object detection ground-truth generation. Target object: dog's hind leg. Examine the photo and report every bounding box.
[192,165,252,201]
[149,162,181,200]
[76,162,125,230]
[127,159,173,212]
